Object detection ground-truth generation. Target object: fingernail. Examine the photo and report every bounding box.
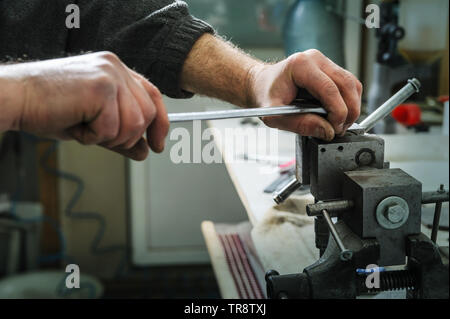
[157,140,165,153]
[315,127,327,140]
[326,127,335,141]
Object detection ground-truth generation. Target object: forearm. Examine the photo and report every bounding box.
[180,34,266,108]
[0,65,25,132]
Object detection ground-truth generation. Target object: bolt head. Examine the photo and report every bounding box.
[386,205,405,223]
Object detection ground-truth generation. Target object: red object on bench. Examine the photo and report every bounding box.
[392,103,422,127]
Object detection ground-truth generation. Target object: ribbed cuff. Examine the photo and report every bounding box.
[151,15,215,98]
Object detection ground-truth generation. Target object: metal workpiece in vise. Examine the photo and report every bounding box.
[267,78,450,299]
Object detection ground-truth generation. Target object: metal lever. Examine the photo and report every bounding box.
[169,87,326,123]
[321,209,353,261]
[168,106,327,123]
[359,78,421,132]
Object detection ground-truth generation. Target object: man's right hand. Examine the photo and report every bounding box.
[0,52,169,161]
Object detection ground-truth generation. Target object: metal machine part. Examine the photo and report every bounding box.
[342,169,422,266]
[265,78,450,299]
[266,229,449,299]
[292,79,419,202]
[273,177,301,205]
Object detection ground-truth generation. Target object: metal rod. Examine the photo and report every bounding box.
[431,202,442,243]
[359,78,421,132]
[430,184,446,243]
[321,209,353,261]
[421,190,449,204]
[273,176,301,205]
[306,200,354,217]
[169,106,327,123]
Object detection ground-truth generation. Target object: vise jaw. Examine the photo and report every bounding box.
[296,127,422,266]
[342,169,422,266]
[296,128,385,201]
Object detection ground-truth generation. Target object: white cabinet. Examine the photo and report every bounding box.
[129,96,248,265]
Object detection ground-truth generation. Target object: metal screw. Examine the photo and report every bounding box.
[359,152,373,166]
[385,205,406,223]
[355,148,375,167]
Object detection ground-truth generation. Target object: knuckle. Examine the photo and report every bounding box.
[90,74,117,97]
[144,105,157,124]
[97,51,120,64]
[319,79,339,97]
[135,116,146,132]
[356,80,363,94]
[290,52,309,67]
[336,104,348,119]
[103,127,119,141]
[130,109,146,133]
[342,71,356,87]
[305,49,323,59]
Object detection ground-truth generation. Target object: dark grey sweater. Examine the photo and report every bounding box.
[0,0,214,98]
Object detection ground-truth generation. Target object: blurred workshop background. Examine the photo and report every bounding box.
[0,0,448,298]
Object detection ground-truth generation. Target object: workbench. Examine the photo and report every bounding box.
[201,115,449,298]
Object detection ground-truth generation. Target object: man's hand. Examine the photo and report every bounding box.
[181,34,362,140]
[0,52,169,160]
[250,49,362,140]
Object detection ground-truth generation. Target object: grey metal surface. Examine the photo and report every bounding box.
[342,169,422,266]
[168,106,327,123]
[305,134,386,200]
[360,78,421,132]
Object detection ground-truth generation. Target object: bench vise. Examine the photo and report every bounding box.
[266,79,449,299]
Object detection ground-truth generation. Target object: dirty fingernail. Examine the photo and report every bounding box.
[315,127,327,140]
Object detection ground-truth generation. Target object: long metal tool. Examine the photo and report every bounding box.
[359,78,421,132]
[168,105,327,123]
[169,78,420,127]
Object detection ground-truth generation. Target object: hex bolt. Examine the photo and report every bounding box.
[385,205,406,223]
[376,196,410,230]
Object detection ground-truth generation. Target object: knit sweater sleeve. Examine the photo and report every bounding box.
[0,0,215,98]
[68,0,215,98]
